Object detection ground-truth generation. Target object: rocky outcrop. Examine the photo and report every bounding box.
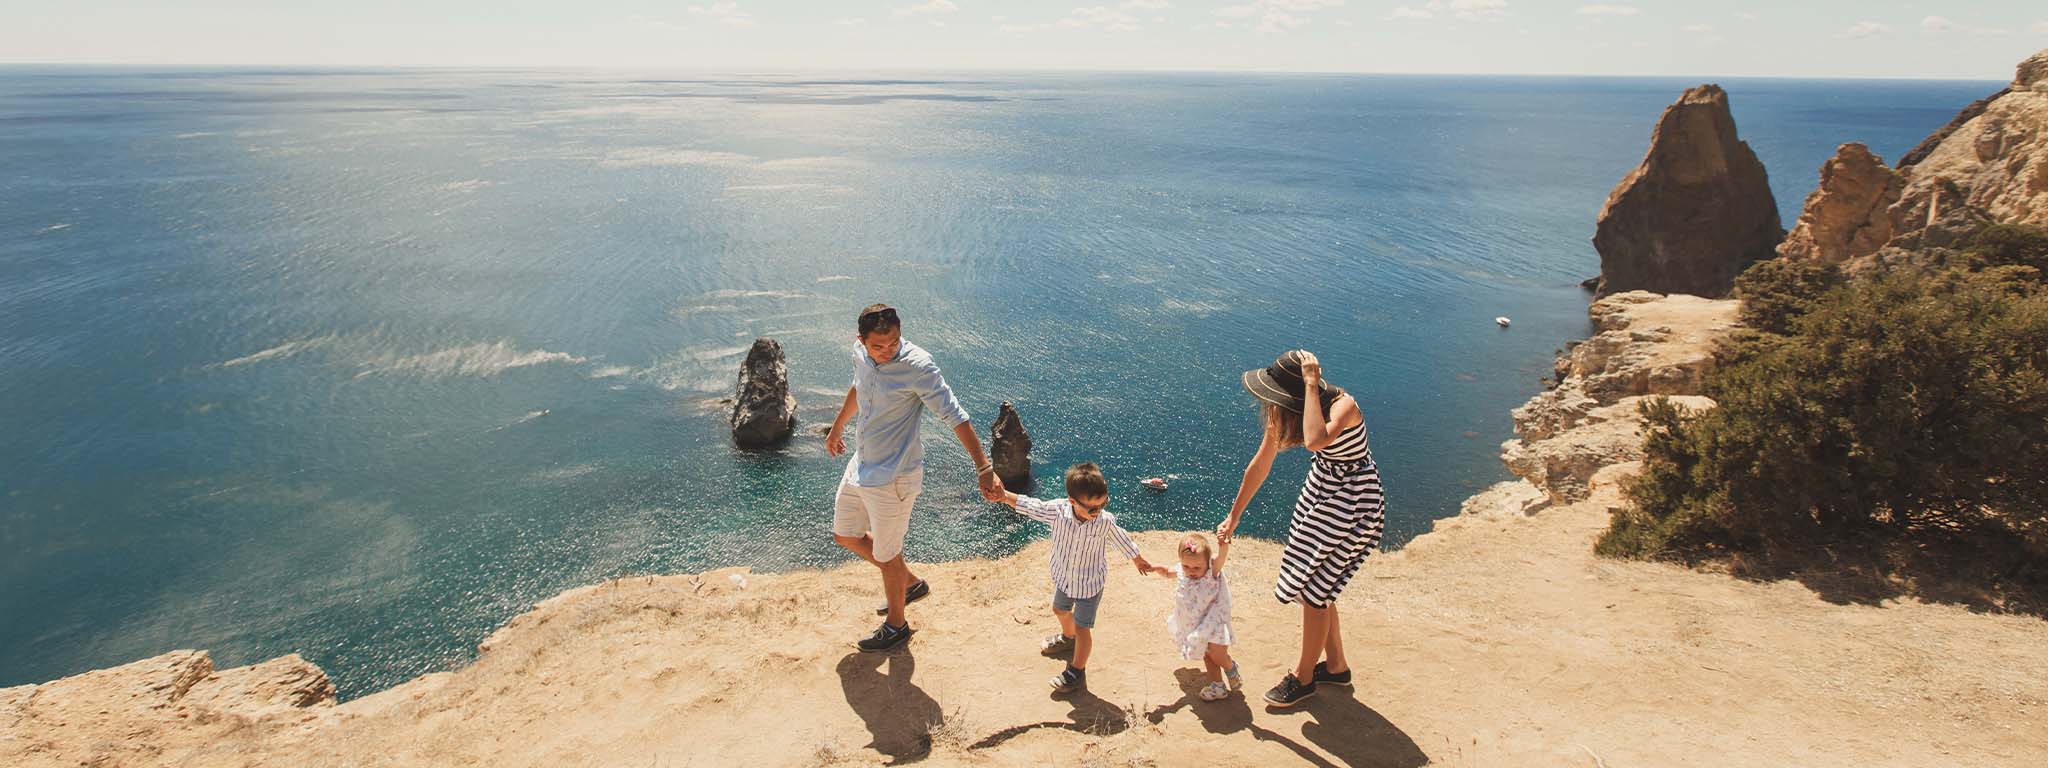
[1501,291,1739,506]
[990,401,1032,488]
[0,650,334,767]
[729,338,795,448]
[1781,48,2048,267]
[1592,85,1785,298]
[1776,143,1903,264]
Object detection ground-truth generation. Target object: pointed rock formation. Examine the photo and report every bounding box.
[1592,84,1784,298]
[729,338,796,448]
[990,401,1032,488]
[1776,143,1903,264]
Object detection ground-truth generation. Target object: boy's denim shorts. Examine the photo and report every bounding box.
[1052,586,1103,629]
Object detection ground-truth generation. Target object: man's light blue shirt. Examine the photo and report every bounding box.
[849,339,971,487]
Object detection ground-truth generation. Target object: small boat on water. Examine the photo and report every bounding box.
[1495,316,1512,328]
[1140,477,1168,491]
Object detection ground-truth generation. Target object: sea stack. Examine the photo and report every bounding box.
[1591,84,1784,298]
[730,338,796,448]
[990,401,1032,488]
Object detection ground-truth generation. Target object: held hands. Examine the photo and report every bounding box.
[1133,555,1170,576]
[977,468,1006,502]
[825,426,846,457]
[1214,515,1238,544]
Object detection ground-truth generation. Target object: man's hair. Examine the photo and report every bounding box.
[1064,462,1109,500]
[857,303,900,336]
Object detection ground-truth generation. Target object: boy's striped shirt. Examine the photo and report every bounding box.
[1012,496,1140,599]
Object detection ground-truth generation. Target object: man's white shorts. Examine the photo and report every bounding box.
[832,465,923,563]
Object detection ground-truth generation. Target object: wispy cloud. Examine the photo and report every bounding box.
[1215,0,1348,33]
[894,0,957,16]
[2034,21,2048,34]
[1681,23,1714,34]
[1840,20,1888,39]
[1384,0,1506,23]
[687,2,755,28]
[1121,0,1172,8]
[1062,6,1143,31]
[836,17,868,26]
[1920,15,2006,35]
[1735,11,1758,21]
[1576,4,1638,17]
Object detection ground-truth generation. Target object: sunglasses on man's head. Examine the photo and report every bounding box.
[858,306,898,334]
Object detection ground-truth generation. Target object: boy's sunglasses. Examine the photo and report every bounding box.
[1073,499,1106,515]
[858,306,898,334]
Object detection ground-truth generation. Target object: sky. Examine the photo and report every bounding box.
[2,1,2043,79]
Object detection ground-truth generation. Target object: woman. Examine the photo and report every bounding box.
[1217,349,1385,708]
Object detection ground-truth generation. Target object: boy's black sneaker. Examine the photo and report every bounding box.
[874,579,931,615]
[1263,673,1317,708]
[1049,665,1086,694]
[856,621,914,653]
[1313,661,1353,688]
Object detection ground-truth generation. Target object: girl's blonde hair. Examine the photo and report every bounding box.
[1178,533,1214,563]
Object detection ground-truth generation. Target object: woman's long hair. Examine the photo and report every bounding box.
[1262,386,1347,449]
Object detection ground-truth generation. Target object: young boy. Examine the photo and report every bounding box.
[995,462,1157,693]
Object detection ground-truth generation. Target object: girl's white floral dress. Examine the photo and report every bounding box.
[1167,564,1234,659]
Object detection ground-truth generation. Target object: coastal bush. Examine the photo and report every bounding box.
[1732,257,1841,335]
[1964,223,2048,279]
[1604,245,2048,579]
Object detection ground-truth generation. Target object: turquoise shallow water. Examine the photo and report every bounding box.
[0,69,1995,697]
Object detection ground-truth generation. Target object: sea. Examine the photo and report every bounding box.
[0,68,1996,698]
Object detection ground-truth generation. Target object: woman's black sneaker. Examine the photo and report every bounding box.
[1313,661,1353,688]
[874,579,932,615]
[1263,674,1317,708]
[856,621,914,652]
[1049,665,1086,693]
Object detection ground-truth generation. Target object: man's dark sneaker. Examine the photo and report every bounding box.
[874,579,932,615]
[1263,673,1317,708]
[856,621,914,653]
[1313,661,1353,688]
[1049,664,1086,694]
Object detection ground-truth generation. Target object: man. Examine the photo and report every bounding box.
[826,304,1003,652]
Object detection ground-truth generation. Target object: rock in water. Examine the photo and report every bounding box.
[990,401,1032,488]
[1592,84,1784,298]
[730,338,796,448]
[1776,143,1903,264]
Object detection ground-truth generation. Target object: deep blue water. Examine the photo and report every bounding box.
[0,68,1994,698]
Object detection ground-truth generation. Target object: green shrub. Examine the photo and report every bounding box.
[1733,257,1842,335]
[1965,223,2048,278]
[1608,261,2048,563]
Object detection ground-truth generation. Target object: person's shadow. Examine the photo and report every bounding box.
[967,685,1132,750]
[837,651,944,765]
[1144,668,1428,768]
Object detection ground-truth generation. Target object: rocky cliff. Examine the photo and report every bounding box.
[1778,48,2048,266]
[1592,85,1785,297]
[1494,291,1738,509]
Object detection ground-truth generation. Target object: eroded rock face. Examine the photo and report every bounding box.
[0,650,334,768]
[1776,143,1903,264]
[1502,291,1738,506]
[1781,48,2048,267]
[1593,85,1785,298]
[730,338,796,448]
[990,401,1032,488]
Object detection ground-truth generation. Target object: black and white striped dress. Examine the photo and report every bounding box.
[1275,418,1385,608]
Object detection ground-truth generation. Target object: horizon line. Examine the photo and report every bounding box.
[0,61,2014,84]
